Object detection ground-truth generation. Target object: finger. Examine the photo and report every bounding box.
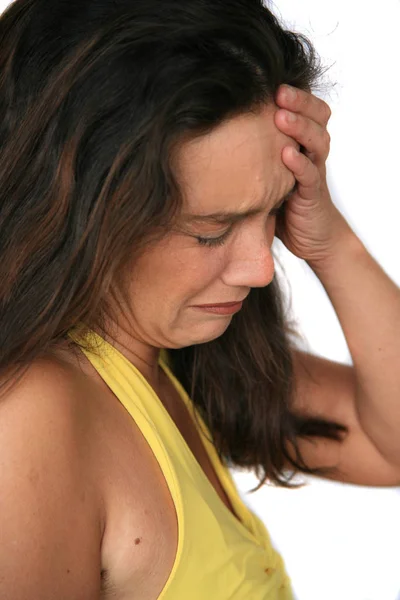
[275,110,331,164]
[281,147,321,200]
[275,85,332,128]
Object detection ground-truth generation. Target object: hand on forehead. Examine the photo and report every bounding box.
[177,103,299,218]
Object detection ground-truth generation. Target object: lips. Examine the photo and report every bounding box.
[194,301,244,308]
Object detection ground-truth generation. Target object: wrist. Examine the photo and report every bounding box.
[307,216,364,277]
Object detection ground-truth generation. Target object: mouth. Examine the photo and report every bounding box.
[191,300,245,316]
[193,293,249,308]
[194,301,245,308]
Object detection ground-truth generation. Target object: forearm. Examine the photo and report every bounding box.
[308,216,400,465]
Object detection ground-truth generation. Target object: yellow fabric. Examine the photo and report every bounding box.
[68,327,294,599]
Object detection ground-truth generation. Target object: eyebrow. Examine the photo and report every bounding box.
[181,183,297,225]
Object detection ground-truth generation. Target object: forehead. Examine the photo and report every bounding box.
[175,103,299,215]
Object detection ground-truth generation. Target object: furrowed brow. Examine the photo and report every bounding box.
[182,182,297,226]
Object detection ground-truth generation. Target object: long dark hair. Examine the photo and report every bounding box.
[0,0,347,489]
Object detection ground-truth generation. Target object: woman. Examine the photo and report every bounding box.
[0,0,399,598]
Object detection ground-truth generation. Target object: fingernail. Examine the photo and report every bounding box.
[285,110,297,123]
[283,85,297,101]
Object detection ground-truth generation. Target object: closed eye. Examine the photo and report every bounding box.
[193,186,295,249]
[195,207,282,248]
[195,228,233,248]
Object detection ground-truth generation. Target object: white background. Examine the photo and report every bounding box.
[1,0,399,598]
[231,2,400,600]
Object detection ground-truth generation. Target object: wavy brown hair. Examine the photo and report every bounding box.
[0,0,347,489]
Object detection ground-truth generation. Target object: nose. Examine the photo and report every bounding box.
[220,229,275,289]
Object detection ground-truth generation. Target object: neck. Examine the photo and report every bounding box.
[93,318,162,388]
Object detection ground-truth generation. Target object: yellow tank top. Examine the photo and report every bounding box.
[68,327,293,600]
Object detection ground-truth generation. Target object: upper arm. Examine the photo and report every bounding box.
[0,362,103,599]
[289,349,400,487]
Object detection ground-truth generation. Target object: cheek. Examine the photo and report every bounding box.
[131,244,224,305]
[169,254,224,299]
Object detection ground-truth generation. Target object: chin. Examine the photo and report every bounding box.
[185,320,232,346]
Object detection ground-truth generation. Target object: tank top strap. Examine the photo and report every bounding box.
[67,325,294,600]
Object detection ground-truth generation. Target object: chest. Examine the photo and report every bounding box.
[158,375,239,516]
[93,375,241,600]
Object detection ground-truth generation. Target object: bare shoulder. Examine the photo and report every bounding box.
[0,357,104,599]
[0,355,104,491]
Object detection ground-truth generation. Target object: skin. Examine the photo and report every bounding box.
[103,103,300,387]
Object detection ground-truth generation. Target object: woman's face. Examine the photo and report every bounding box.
[122,103,299,350]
